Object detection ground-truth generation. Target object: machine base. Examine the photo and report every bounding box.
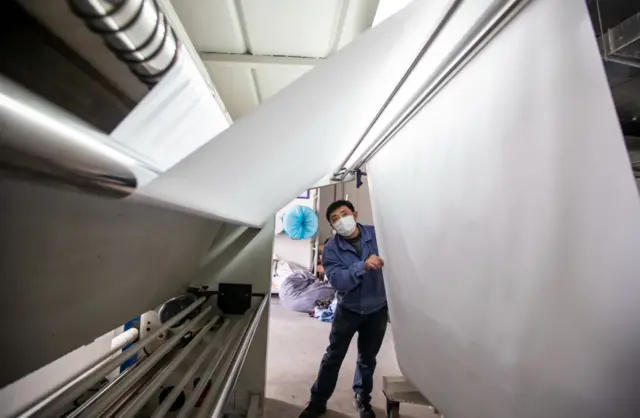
[382,375,440,418]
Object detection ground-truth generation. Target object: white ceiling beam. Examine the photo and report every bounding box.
[199,52,321,70]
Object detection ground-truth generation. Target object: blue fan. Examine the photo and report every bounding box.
[282,206,319,240]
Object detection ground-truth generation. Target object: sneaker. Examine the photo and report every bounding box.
[354,397,376,418]
[299,401,327,418]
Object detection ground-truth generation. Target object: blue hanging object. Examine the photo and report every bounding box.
[282,205,319,240]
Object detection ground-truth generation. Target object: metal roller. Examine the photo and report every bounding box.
[15,293,268,418]
[68,0,180,86]
[150,320,232,418]
[18,297,207,418]
[197,296,269,418]
[174,317,250,418]
[0,75,141,198]
[71,307,213,418]
[115,315,222,418]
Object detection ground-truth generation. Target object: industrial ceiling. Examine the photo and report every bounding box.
[170,0,380,120]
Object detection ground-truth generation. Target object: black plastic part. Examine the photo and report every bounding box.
[356,169,367,189]
[217,283,252,315]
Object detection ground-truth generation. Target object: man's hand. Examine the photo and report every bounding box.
[365,255,385,270]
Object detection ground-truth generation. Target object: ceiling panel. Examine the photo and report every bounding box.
[240,0,343,58]
[205,63,259,119]
[173,0,379,58]
[171,0,247,53]
[337,0,381,49]
[173,0,380,119]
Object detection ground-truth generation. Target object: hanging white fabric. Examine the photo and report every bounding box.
[367,0,640,417]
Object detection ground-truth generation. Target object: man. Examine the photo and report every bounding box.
[300,200,387,418]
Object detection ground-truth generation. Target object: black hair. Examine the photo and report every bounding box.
[325,200,355,223]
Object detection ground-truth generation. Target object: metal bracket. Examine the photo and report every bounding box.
[313,171,356,187]
[356,169,367,189]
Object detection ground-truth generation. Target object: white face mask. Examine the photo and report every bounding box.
[334,215,357,237]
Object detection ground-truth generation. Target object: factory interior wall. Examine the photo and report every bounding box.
[317,185,337,243]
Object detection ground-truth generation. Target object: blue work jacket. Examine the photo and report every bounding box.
[322,224,387,314]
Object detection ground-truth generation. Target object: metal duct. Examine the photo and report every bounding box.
[604,10,640,57]
[596,4,640,69]
[68,0,180,86]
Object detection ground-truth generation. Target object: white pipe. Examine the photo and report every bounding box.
[110,329,139,351]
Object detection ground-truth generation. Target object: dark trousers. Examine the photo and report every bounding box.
[310,304,388,405]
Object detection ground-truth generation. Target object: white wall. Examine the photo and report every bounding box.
[317,185,337,243]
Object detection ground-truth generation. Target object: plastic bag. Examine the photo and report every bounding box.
[280,271,335,313]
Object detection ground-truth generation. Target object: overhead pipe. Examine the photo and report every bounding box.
[331,0,463,181]
[68,0,180,86]
[347,0,532,174]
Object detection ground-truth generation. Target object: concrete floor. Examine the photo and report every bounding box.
[264,297,434,418]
